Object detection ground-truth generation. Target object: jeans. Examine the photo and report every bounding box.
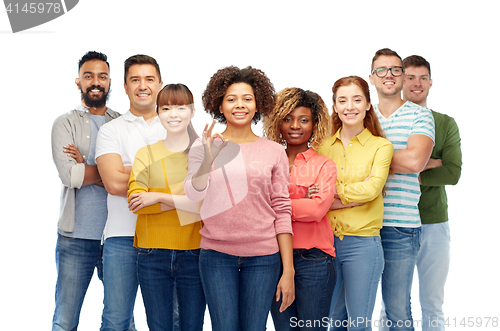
[52,234,103,331]
[416,223,450,331]
[379,226,421,331]
[329,236,384,331]
[100,236,138,331]
[199,249,280,331]
[271,248,336,331]
[137,248,206,331]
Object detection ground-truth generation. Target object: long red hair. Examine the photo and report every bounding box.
[331,76,385,138]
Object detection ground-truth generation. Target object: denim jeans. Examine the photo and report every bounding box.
[416,223,450,331]
[329,236,384,331]
[199,249,280,331]
[379,226,421,331]
[137,248,206,331]
[52,234,103,331]
[271,248,335,331]
[100,236,138,331]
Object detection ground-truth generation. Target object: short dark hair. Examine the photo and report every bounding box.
[202,66,275,124]
[403,55,431,78]
[124,54,161,83]
[78,51,109,71]
[371,48,402,70]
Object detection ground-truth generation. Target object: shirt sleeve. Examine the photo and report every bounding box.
[337,141,394,204]
[420,116,462,187]
[411,106,436,143]
[291,158,337,222]
[128,145,162,215]
[51,115,85,189]
[95,121,120,159]
[183,139,209,202]
[272,149,293,235]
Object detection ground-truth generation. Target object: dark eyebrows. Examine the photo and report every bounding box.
[82,71,108,76]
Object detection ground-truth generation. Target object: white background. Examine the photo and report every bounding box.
[1,0,499,329]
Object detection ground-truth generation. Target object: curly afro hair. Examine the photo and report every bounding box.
[263,87,331,150]
[202,66,276,124]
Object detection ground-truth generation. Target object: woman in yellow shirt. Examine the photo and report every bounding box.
[317,76,393,331]
[127,84,205,331]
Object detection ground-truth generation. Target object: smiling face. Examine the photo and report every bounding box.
[124,64,163,114]
[369,55,404,98]
[219,83,257,128]
[280,106,313,152]
[76,59,110,109]
[157,104,194,134]
[403,65,432,107]
[334,84,371,132]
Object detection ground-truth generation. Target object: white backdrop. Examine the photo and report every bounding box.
[1,1,498,329]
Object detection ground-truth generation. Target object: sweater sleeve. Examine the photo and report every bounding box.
[291,158,337,222]
[337,141,394,204]
[128,146,162,215]
[184,139,209,202]
[420,116,462,187]
[272,149,293,235]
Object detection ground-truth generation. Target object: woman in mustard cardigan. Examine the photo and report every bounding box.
[127,84,205,331]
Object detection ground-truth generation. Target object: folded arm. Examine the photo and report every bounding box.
[390,134,434,174]
[96,153,131,197]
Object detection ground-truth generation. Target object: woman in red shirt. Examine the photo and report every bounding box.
[264,87,337,331]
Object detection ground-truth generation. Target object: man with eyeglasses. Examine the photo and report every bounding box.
[369,48,435,331]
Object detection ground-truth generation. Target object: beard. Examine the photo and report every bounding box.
[80,84,110,108]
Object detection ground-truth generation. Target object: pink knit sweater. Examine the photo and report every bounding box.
[184,137,292,257]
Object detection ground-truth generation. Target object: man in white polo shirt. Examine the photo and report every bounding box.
[96,54,165,331]
[369,48,435,331]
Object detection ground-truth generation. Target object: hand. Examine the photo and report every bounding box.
[63,143,84,163]
[128,192,161,212]
[424,158,442,171]
[275,272,295,312]
[306,184,320,199]
[202,120,228,164]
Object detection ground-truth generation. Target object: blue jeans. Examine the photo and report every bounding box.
[199,249,280,331]
[271,248,335,331]
[137,248,206,331]
[52,234,103,331]
[416,223,450,331]
[379,226,421,331]
[100,237,138,331]
[329,236,384,331]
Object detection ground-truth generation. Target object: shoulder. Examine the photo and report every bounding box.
[105,107,121,119]
[316,134,337,155]
[371,134,393,148]
[52,108,84,130]
[431,110,456,124]
[403,101,433,118]
[257,137,285,151]
[309,149,335,166]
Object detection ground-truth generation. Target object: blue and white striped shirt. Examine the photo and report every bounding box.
[375,101,435,227]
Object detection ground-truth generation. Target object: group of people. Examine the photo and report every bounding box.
[51,48,462,331]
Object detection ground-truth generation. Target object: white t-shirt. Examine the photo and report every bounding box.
[96,111,166,240]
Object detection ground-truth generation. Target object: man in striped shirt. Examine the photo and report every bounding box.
[369,48,435,331]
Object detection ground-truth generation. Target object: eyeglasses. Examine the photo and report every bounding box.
[371,66,404,78]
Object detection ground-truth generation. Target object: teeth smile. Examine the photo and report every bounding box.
[137,93,149,97]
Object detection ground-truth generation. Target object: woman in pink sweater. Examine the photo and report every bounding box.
[264,88,337,331]
[184,66,294,331]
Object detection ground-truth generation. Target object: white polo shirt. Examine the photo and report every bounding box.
[96,110,166,240]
